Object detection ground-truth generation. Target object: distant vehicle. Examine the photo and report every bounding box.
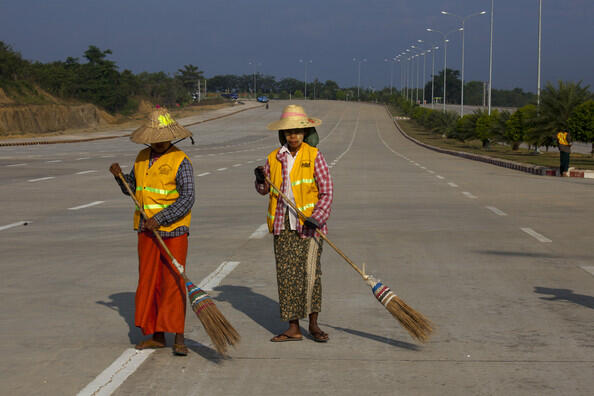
[257,96,269,103]
[221,93,238,100]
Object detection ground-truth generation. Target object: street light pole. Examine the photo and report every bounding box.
[427,27,463,113]
[299,59,312,100]
[488,0,494,115]
[430,46,439,109]
[441,10,487,117]
[537,0,542,108]
[353,58,366,101]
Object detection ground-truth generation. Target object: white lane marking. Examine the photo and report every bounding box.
[249,224,268,239]
[76,170,98,175]
[486,206,507,216]
[521,227,552,243]
[420,166,427,170]
[100,155,115,158]
[580,266,594,276]
[427,170,435,174]
[462,191,478,199]
[330,111,360,169]
[436,175,445,180]
[232,164,242,167]
[68,201,105,210]
[198,172,211,177]
[0,221,31,231]
[7,163,27,167]
[77,157,91,160]
[28,176,55,182]
[448,182,458,187]
[198,261,240,291]
[217,167,227,171]
[247,160,254,164]
[46,160,62,163]
[76,349,154,396]
[121,165,129,169]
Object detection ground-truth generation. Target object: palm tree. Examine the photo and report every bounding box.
[538,81,592,133]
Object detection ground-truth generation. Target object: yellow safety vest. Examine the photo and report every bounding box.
[267,143,319,232]
[557,131,569,146]
[133,147,191,232]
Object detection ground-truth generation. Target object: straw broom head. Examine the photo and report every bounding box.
[186,281,240,355]
[366,276,433,342]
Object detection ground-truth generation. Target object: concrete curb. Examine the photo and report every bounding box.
[0,102,263,147]
[386,107,592,178]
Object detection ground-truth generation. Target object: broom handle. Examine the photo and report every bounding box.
[265,177,366,279]
[117,172,189,282]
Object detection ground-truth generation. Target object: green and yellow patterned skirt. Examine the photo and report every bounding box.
[273,213,323,321]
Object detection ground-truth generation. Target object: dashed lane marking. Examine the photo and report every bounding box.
[68,201,105,210]
[521,227,552,243]
[76,170,98,175]
[486,206,507,216]
[198,261,240,291]
[232,164,242,167]
[448,182,458,187]
[249,224,268,239]
[46,160,62,163]
[198,172,211,177]
[436,175,445,180]
[580,266,594,276]
[77,157,91,160]
[0,221,31,232]
[7,163,27,167]
[217,167,227,171]
[28,176,55,182]
[76,349,154,396]
[462,191,478,199]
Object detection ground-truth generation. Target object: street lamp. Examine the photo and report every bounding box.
[441,10,487,116]
[248,60,261,98]
[488,0,494,115]
[428,45,439,109]
[427,27,463,112]
[384,57,396,95]
[537,0,542,109]
[353,58,367,101]
[299,59,312,100]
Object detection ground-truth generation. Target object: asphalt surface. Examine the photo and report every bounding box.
[0,100,592,395]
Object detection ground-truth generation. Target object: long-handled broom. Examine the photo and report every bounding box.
[266,177,433,342]
[117,172,240,354]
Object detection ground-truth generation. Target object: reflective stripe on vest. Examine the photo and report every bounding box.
[266,143,318,232]
[557,132,569,146]
[133,147,191,232]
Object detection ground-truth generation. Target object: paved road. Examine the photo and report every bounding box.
[1,100,592,395]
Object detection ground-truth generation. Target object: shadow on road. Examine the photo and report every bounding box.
[96,292,143,344]
[97,292,224,362]
[475,250,594,261]
[534,287,594,309]
[213,285,286,336]
[322,324,420,351]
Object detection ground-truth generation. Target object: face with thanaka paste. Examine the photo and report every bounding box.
[150,141,171,153]
[284,129,305,153]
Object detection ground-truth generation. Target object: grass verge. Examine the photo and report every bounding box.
[389,107,594,171]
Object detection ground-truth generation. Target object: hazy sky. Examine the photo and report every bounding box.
[1,1,592,92]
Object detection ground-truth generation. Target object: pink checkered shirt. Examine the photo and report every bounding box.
[255,146,333,237]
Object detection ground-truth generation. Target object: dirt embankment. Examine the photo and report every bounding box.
[0,87,117,136]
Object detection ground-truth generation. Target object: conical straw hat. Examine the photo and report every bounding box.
[266,104,322,131]
[130,108,192,144]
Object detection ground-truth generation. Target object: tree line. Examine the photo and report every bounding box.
[393,81,593,154]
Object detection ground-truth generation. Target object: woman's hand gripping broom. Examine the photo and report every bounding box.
[266,177,433,342]
[117,172,240,354]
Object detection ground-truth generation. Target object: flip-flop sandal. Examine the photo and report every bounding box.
[310,330,329,343]
[135,339,166,350]
[173,344,188,356]
[270,333,304,342]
